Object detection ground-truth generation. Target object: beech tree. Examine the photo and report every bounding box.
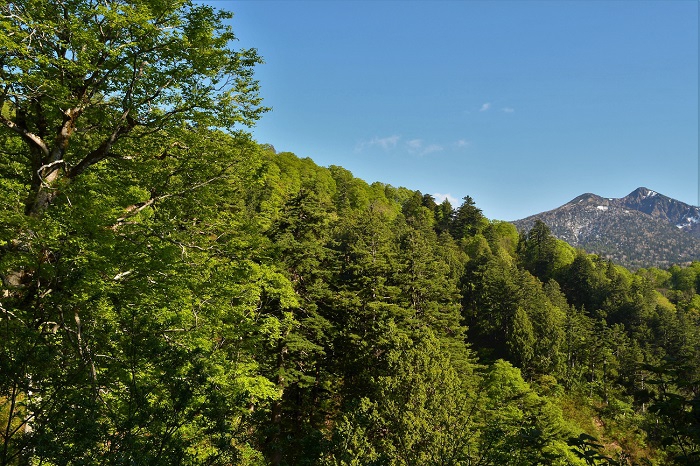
[1,0,266,216]
[0,1,271,464]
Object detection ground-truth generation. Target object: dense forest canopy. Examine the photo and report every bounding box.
[1,1,699,465]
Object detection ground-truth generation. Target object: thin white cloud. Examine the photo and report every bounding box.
[357,135,400,151]
[406,139,443,156]
[433,193,460,206]
[455,139,471,148]
[479,102,491,112]
[422,144,444,155]
[502,107,515,113]
[407,139,423,151]
[359,135,446,156]
[374,135,400,149]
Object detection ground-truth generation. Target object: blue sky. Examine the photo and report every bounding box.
[219,0,697,221]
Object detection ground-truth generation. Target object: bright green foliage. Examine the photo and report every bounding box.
[474,360,576,465]
[325,325,478,466]
[0,124,288,464]
[484,220,520,258]
[1,0,266,215]
[0,1,272,463]
[328,165,373,212]
[669,263,700,301]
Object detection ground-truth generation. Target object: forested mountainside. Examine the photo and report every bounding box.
[513,188,700,269]
[2,2,700,465]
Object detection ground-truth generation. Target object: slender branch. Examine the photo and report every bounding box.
[113,198,155,226]
[66,109,135,179]
[0,303,25,324]
[0,115,49,156]
[113,167,233,228]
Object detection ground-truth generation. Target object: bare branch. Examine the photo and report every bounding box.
[112,271,133,281]
[112,165,235,236]
[0,115,50,156]
[36,159,65,187]
[0,302,25,324]
[66,109,135,179]
[113,198,156,226]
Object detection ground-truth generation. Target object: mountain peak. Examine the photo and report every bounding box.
[568,193,605,205]
[513,187,700,269]
[624,187,664,202]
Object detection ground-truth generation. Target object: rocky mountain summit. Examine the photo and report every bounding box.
[513,188,700,269]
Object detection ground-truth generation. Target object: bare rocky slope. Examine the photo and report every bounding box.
[512,187,700,269]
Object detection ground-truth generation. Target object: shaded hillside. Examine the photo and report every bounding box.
[513,188,700,269]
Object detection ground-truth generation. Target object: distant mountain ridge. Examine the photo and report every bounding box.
[512,187,700,269]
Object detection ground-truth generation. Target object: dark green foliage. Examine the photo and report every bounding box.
[434,198,454,234]
[643,358,700,464]
[464,255,565,377]
[519,219,558,280]
[568,433,621,465]
[451,196,485,239]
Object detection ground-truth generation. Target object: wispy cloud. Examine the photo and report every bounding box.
[407,139,423,151]
[406,139,444,156]
[357,135,400,151]
[455,139,471,148]
[358,135,448,156]
[478,103,515,113]
[433,193,460,206]
[422,144,443,155]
